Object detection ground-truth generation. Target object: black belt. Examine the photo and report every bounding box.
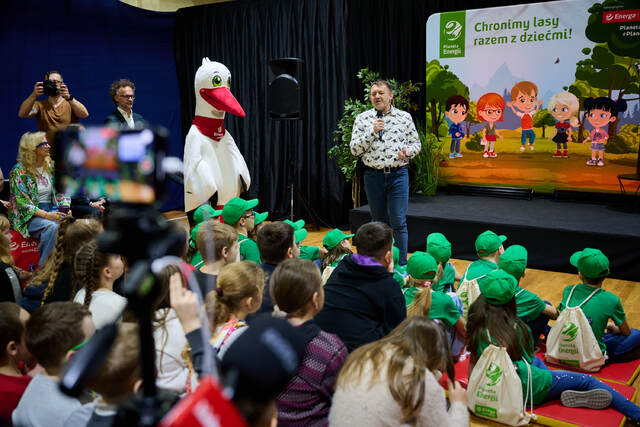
[365,165,406,174]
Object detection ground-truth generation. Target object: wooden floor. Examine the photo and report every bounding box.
[164,212,640,424]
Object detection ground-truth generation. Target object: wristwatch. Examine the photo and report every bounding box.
[66,95,74,103]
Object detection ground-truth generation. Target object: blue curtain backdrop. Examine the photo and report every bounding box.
[0,0,183,209]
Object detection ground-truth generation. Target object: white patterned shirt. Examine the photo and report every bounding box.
[349,106,421,169]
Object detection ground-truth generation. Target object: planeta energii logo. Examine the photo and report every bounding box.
[440,11,466,58]
[561,322,579,342]
[485,362,502,386]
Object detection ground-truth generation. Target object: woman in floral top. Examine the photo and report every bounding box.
[9,132,68,266]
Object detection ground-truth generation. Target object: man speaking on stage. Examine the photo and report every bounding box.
[349,80,421,266]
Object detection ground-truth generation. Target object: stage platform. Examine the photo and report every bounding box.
[350,194,640,282]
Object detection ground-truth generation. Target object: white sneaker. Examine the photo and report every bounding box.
[520,146,525,152]
[529,145,534,151]
[483,152,489,158]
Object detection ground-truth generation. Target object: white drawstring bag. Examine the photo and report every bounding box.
[457,269,495,321]
[468,342,535,426]
[545,285,605,372]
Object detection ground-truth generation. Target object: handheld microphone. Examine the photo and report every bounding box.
[376,110,384,139]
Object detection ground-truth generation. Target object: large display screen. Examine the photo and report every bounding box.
[426,0,639,193]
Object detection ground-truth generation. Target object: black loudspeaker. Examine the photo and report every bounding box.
[268,58,304,120]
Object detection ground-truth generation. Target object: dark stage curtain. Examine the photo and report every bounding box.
[174,0,349,226]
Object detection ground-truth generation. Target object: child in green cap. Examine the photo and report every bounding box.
[221,197,261,264]
[558,248,640,363]
[460,230,506,284]
[404,251,466,357]
[467,269,640,419]
[498,244,558,347]
[189,207,223,267]
[426,232,462,293]
[321,229,354,271]
[284,219,327,262]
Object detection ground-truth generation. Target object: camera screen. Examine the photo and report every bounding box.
[54,126,160,204]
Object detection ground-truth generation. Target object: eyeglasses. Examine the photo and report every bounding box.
[241,211,255,219]
[36,141,50,148]
[119,94,135,100]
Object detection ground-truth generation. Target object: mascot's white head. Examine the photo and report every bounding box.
[194,58,245,119]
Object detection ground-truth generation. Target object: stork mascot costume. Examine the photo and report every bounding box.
[184,58,251,212]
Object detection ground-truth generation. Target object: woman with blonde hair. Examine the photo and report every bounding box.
[329,316,468,426]
[9,131,70,265]
[548,91,580,158]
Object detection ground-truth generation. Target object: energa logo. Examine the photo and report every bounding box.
[485,362,502,386]
[561,322,579,342]
[444,20,463,41]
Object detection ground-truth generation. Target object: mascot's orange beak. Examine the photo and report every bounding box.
[200,87,246,117]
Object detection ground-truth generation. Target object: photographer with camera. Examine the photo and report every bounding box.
[18,71,89,143]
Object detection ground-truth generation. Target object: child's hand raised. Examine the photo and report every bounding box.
[169,272,201,334]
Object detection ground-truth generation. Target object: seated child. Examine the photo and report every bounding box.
[284,219,326,262]
[499,244,558,346]
[0,302,31,423]
[270,258,348,426]
[404,252,465,357]
[13,302,96,427]
[207,261,264,356]
[426,232,461,293]
[189,205,223,268]
[321,229,353,271]
[73,240,127,329]
[255,222,300,316]
[152,265,190,395]
[192,221,239,297]
[20,217,101,312]
[248,211,268,241]
[460,230,506,284]
[560,248,640,363]
[63,322,141,427]
[467,270,640,422]
[222,197,261,264]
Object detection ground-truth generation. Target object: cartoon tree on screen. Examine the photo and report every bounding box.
[465,101,482,139]
[426,60,469,141]
[565,80,607,142]
[533,109,556,138]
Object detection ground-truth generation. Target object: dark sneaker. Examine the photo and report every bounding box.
[561,389,612,409]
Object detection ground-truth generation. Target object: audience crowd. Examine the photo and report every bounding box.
[1,71,640,427]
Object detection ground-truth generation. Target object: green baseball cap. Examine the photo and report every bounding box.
[294,228,308,244]
[570,248,610,279]
[499,245,528,280]
[478,269,517,305]
[475,230,507,256]
[193,204,222,224]
[221,197,259,225]
[406,251,438,280]
[254,211,268,226]
[323,229,354,250]
[426,232,452,263]
[284,219,305,230]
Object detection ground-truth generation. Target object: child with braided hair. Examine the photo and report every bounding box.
[205,261,264,357]
[72,239,126,329]
[20,216,101,312]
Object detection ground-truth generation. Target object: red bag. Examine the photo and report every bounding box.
[9,230,39,272]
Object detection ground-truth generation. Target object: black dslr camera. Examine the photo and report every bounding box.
[42,79,58,96]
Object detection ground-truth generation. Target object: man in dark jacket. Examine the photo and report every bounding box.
[104,79,144,128]
[314,221,406,351]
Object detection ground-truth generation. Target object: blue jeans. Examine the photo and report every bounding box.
[363,167,409,265]
[26,203,59,267]
[521,129,535,146]
[603,329,640,361]
[542,362,640,421]
[450,139,461,154]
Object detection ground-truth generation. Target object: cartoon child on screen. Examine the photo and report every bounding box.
[477,93,504,158]
[445,95,469,159]
[507,81,543,152]
[582,97,627,167]
[548,91,579,159]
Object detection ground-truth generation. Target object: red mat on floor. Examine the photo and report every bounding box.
[536,351,640,386]
[535,379,636,427]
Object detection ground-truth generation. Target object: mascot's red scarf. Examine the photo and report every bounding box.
[192,116,225,141]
